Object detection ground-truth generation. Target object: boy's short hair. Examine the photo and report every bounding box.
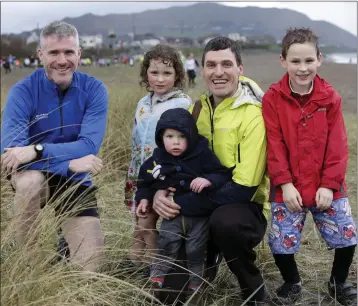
[202,36,242,67]
[281,27,320,59]
[140,44,186,91]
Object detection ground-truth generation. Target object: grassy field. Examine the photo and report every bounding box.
[1,52,357,306]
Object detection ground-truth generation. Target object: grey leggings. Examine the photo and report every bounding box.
[150,215,209,288]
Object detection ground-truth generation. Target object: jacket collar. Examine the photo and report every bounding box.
[146,88,184,105]
[200,76,264,110]
[289,78,314,95]
[273,73,330,101]
[41,68,79,92]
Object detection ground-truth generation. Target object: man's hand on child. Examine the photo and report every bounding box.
[153,189,180,220]
[316,187,333,211]
[281,182,303,212]
[136,200,149,218]
[190,177,212,193]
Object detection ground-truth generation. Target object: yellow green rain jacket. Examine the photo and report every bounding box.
[192,76,270,219]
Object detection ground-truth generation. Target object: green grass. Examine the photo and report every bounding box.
[1,65,356,306]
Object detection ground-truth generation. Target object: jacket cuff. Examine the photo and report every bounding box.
[320,178,340,191]
[202,174,216,188]
[272,173,293,187]
[42,143,50,159]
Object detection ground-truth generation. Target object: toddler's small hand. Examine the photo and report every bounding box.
[190,177,212,193]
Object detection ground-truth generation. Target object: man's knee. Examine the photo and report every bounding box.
[12,170,47,198]
[210,204,235,232]
[62,216,104,271]
[63,216,104,246]
[209,204,256,244]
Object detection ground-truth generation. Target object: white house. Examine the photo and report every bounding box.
[26,32,40,45]
[141,38,161,46]
[131,34,161,47]
[228,33,247,43]
[79,34,103,49]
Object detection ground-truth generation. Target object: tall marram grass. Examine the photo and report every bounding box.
[1,61,357,306]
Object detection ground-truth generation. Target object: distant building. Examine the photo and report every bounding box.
[131,33,161,47]
[1,35,11,46]
[26,32,40,45]
[228,33,247,43]
[114,34,132,49]
[79,34,103,49]
[112,33,162,49]
[165,36,197,47]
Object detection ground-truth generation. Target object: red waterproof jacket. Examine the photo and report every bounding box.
[262,73,348,207]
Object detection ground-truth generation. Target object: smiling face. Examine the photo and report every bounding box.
[163,128,188,156]
[38,35,81,90]
[202,48,243,104]
[281,42,322,94]
[147,58,176,96]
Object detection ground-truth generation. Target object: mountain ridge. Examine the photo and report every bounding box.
[8,3,357,49]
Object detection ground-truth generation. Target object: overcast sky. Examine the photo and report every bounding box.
[1,1,357,36]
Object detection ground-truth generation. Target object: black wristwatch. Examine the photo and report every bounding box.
[34,143,44,160]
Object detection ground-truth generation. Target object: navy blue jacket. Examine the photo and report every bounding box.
[1,69,108,186]
[135,108,232,215]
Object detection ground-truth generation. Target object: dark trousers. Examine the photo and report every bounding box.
[187,70,196,87]
[210,203,267,301]
[162,202,267,303]
[151,216,209,288]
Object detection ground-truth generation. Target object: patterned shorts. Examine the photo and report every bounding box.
[269,197,357,254]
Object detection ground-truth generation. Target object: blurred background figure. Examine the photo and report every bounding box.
[2,56,11,73]
[185,53,199,88]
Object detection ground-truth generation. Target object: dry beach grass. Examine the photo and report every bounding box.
[1,51,357,305]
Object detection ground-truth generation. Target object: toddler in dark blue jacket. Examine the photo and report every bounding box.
[135,108,231,294]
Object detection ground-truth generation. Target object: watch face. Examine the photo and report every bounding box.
[35,144,43,151]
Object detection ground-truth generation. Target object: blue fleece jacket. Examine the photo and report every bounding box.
[1,69,108,186]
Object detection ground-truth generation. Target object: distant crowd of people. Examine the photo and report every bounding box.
[1,54,41,73]
[2,49,198,90]
[1,53,143,73]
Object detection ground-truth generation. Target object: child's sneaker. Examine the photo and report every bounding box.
[274,281,302,304]
[328,281,357,306]
[150,277,164,289]
[147,277,164,300]
[186,286,203,305]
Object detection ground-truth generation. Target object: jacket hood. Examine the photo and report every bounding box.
[155,108,199,156]
[231,76,264,108]
[270,73,332,100]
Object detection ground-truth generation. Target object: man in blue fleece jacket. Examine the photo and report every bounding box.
[0,21,108,271]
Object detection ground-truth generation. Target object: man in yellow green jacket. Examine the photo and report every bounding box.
[153,37,269,304]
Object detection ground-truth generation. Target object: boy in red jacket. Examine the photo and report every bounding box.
[262,27,357,306]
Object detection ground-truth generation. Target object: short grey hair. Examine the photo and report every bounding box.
[40,21,79,49]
